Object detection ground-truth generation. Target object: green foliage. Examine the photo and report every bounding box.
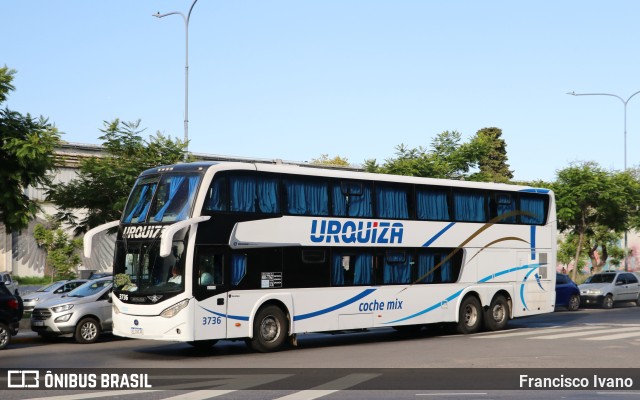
[551,161,640,278]
[0,66,61,233]
[33,218,81,280]
[12,276,52,285]
[47,119,188,235]
[468,127,513,183]
[310,154,350,167]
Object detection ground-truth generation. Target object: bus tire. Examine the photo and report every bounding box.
[457,296,482,334]
[483,295,509,331]
[248,305,289,353]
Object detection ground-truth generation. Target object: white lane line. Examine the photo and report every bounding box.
[473,326,596,338]
[531,326,640,340]
[273,373,381,400]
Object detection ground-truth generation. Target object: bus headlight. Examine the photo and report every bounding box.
[160,299,190,318]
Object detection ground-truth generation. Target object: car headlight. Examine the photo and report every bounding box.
[52,304,74,313]
[160,299,189,318]
[25,298,38,303]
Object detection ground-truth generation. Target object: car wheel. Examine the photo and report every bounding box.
[247,305,288,353]
[457,296,482,334]
[636,294,640,307]
[602,295,614,309]
[568,295,580,311]
[484,295,510,331]
[75,318,101,344]
[0,322,11,350]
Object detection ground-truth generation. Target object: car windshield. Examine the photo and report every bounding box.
[37,282,65,292]
[113,240,185,296]
[67,280,112,298]
[585,274,615,284]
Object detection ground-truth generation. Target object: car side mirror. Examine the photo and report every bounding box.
[14,288,19,296]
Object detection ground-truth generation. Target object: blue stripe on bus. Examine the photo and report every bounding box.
[199,306,249,321]
[422,222,456,247]
[293,288,377,321]
[530,225,536,260]
[384,263,542,325]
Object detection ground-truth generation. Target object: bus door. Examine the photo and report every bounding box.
[193,245,228,340]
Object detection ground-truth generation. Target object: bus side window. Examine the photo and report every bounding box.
[197,253,223,286]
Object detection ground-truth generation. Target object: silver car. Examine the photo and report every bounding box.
[30,277,113,343]
[579,271,640,309]
[22,279,88,313]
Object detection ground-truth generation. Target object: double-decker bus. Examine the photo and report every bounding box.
[85,161,556,352]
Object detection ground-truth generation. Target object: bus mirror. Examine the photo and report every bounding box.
[159,216,211,258]
[84,220,120,258]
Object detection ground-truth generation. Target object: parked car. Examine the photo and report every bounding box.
[0,272,19,294]
[579,271,640,309]
[0,282,24,350]
[22,279,88,313]
[88,272,112,280]
[555,273,580,311]
[30,277,113,344]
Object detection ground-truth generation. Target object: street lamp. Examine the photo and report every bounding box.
[153,0,199,161]
[567,90,640,271]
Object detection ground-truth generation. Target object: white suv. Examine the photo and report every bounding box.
[30,277,113,343]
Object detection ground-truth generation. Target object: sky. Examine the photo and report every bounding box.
[3,0,640,182]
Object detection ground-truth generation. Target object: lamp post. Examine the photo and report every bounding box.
[567,90,640,271]
[153,0,199,161]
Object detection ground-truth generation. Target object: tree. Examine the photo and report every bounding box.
[552,162,640,280]
[364,130,488,180]
[33,217,81,281]
[310,154,350,167]
[0,66,61,233]
[468,127,513,183]
[47,119,187,235]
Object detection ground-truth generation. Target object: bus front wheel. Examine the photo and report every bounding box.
[457,296,482,334]
[247,305,289,353]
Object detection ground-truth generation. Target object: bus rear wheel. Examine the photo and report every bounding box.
[247,305,289,353]
[483,295,509,331]
[457,296,482,334]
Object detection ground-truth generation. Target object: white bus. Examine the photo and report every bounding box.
[85,161,556,352]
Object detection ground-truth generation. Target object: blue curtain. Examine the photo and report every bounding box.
[383,253,411,284]
[417,253,436,283]
[454,192,486,222]
[231,254,247,287]
[520,196,545,224]
[332,183,347,216]
[354,254,373,285]
[496,194,516,223]
[153,176,185,221]
[440,256,452,282]
[331,254,345,286]
[416,190,449,220]
[257,177,279,213]
[124,185,149,223]
[285,180,328,216]
[175,176,199,220]
[230,176,256,212]
[206,177,226,211]
[376,186,409,219]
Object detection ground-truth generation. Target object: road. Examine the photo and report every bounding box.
[1,305,639,399]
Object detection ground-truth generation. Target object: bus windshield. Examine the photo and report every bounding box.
[122,173,202,224]
[113,240,186,295]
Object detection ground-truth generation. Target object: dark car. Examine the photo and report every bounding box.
[0,283,24,350]
[555,273,580,311]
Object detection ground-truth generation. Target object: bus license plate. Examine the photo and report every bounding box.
[131,327,143,335]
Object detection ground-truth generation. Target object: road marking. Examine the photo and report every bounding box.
[472,326,588,338]
[272,373,380,400]
[530,326,640,340]
[584,330,640,341]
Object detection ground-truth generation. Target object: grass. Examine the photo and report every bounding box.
[13,276,55,286]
